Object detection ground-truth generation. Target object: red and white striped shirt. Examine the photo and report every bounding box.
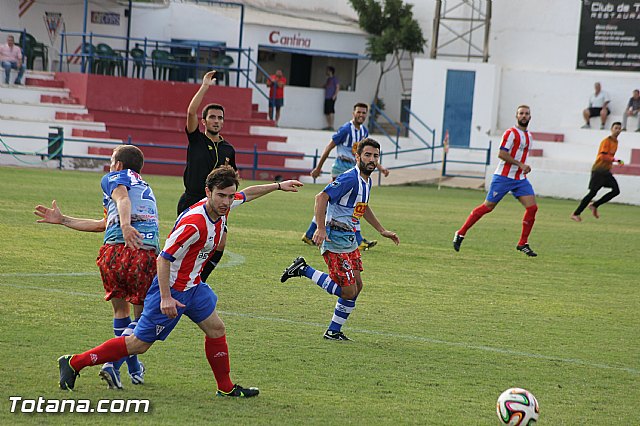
[494,127,532,180]
[160,192,245,291]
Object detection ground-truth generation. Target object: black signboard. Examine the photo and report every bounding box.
[577,0,640,71]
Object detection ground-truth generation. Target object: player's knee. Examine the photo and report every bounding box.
[342,285,358,300]
[126,335,152,355]
[526,204,538,215]
[611,187,621,196]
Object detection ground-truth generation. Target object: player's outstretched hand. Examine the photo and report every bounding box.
[160,296,186,319]
[521,164,532,174]
[279,180,304,192]
[34,200,63,224]
[202,70,217,86]
[381,230,400,245]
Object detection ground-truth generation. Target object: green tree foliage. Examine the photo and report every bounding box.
[350,0,426,106]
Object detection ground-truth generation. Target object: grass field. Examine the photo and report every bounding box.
[0,165,638,425]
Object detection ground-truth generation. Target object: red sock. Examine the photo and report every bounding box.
[458,204,492,236]
[205,335,234,393]
[518,205,538,246]
[70,336,128,371]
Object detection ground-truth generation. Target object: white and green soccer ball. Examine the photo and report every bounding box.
[496,387,539,425]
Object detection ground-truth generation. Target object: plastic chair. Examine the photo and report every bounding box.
[130,48,146,78]
[19,32,48,71]
[81,43,98,73]
[96,43,124,76]
[215,54,234,86]
[151,49,174,80]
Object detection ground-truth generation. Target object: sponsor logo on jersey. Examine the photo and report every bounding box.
[353,202,367,218]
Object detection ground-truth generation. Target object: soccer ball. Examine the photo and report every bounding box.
[496,388,539,425]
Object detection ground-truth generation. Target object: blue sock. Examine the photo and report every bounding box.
[123,317,142,374]
[303,264,342,296]
[328,298,356,332]
[305,217,318,239]
[355,230,363,245]
[112,317,131,371]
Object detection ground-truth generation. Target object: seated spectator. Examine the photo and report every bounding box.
[582,82,610,130]
[621,89,640,132]
[0,35,25,85]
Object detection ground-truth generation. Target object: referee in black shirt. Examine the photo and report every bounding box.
[180,70,237,281]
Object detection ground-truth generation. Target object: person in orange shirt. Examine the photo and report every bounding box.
[571,122,624,221]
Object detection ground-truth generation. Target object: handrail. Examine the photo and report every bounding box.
[238,48,272,101]
[369,103,400,150]
[401,105,435,149]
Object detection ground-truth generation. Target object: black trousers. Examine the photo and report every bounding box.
[574,171,620,215]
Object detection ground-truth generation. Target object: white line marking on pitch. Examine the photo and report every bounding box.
[0,251,246,278]
[0,281,636,375]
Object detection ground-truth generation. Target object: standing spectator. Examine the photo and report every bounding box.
[181,70,237,283]
[571,122,624,222]
[323,66,340,130]
[453,105,539,257]
[282,138,399,341]
[621,89,640,132]
[0,35,25,85]
[57,166,303,394]
[35,145,158,390]
[266,69,286,126]
[582,82,610,129]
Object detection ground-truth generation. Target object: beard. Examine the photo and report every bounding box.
[206,129,220,137]
[518,118,530,128]
[359,160,376,177]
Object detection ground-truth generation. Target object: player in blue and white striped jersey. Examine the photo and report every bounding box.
[304,103,389,250]
[282,138,399,341]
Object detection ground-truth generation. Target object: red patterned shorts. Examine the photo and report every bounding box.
[96,244,157,305]
[322,250,363,287]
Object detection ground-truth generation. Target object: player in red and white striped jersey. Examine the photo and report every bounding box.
[453,105,539,257]
[58,166,303,397]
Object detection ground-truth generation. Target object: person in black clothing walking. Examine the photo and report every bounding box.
[179,70,237,282]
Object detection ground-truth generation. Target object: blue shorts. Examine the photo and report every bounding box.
[269,98,284,108]
[133,277,218,343]
[486,174,535,203]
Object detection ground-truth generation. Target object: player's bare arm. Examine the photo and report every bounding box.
[312,192,330,245]
[242,180,303,202]
[362,206,399,245]
[111,185,143,249]
[34,200,106,232]
[187,70,217,133]
[311,141,337,178]
[157,257,185,319]
[376,163,390,177]
[498,149,531,174]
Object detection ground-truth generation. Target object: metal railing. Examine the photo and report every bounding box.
[0,131,327,181]
[368,103,401,151]
[442,143,492,179]
[402,105,436,149]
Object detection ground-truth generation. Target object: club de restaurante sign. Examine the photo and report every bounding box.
[269,31,311,48]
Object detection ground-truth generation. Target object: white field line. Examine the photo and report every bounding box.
[0,279,637,376]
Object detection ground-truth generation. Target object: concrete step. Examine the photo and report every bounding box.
[26,78,65,88]
[72,129,111,138]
